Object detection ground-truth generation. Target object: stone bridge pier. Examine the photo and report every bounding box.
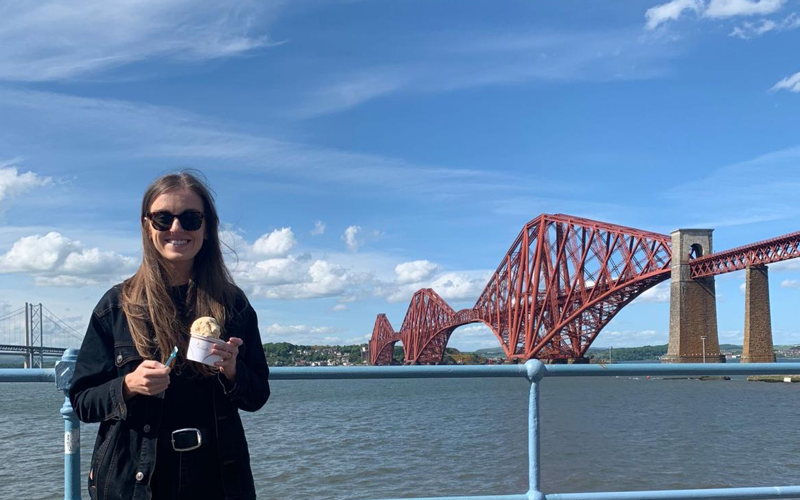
[663,229,726,363]
[663,229,776,363]
[742,265,775,363]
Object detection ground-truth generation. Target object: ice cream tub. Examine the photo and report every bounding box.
[187,334,226,366]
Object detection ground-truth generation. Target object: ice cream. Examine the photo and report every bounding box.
[187,316,224,366]
[190,316,221,338]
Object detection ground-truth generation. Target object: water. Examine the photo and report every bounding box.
[3,375,800,500]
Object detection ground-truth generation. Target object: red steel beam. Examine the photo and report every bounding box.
[690,230,800,278]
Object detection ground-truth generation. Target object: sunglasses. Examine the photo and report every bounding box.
[145,211,205,232]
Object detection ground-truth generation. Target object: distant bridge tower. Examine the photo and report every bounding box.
[663,229,725,363]
[24,303,44,369]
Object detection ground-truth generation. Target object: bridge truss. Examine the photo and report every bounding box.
[690,230,800,278]
[371,214,673,364]
[370,213,800,365]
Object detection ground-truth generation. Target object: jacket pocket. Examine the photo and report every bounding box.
[114,343,142,374]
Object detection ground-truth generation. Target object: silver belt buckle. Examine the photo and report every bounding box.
[171,428,202,452]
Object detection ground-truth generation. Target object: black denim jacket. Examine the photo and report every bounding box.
[68,285,270,500]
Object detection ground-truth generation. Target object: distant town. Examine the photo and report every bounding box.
[262,342,800,366]
[4,343,799,369]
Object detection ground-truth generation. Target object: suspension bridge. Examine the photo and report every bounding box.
[0,303,84,368]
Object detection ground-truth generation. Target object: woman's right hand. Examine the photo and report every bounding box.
[123,360,171,400]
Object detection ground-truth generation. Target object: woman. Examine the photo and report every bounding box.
[69,171,270,500]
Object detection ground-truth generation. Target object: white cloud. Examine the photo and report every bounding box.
[35,275,105,287]
[296,72,408,118]
[346,334,372,344]
[739,282,747,294]
[0,166,52,207]
[253,227,296,257]
[306,260,351,295]
[596,329,665,348]
[771,70,800,92]
[429,272,486,301]
[729,18,777,37]
[729,12,799,38]
[332,304,348,311]
[265,323,335,336]
[719,329,744,342]
[446,324,505,352]
[262,323,345,345]
[705,0,785,18]
[219,227,254,261]
[384,283,422,303]
[633,282,671,303]
[380,265,491,304]
[234,256,306,286]
[452,324,497,339]
[395,260,441,284]
[311,221,326,235]
[645,0,704,30]
[342,225,362,252]
[781,279,800,289]
[0,1,275,82]
[770,259,800,271]
[0,232,137,286]
[251,259,365,300]
[783,12,800,28]
[645,0,787,30]
[221,226,376,301]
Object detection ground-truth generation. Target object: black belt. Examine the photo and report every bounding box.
[170,428,209,452]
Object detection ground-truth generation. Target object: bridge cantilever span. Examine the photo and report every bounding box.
[369,214,800,365]
[370,214,674,364]
[369,314,400,365]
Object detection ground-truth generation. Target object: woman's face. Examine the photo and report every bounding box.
[147,189,206,272]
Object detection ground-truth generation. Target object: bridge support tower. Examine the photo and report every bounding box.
[741,265,775,363]
[23,302,44,369]
[663,229,725,363]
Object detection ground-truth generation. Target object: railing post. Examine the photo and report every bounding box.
[56,348,82,500]
[526,360,545,500]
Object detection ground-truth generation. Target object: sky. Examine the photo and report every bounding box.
[1,0,800,353]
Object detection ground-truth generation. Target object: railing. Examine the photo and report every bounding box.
[0,349,81,499]
[3,351,800,500]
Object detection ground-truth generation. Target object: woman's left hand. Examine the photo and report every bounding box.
[212,337,243,381]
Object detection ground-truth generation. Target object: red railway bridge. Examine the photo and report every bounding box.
[368,214,800,365]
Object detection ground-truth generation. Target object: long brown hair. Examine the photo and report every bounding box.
[122,170,237,375]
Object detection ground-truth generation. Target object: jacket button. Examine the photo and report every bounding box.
[116,354,123,363]
[143,424,151,433]
[135,471,144,482]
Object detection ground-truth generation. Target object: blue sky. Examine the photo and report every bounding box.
[1,0,800,352]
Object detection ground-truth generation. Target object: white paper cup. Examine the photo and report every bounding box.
[187,334,226,366]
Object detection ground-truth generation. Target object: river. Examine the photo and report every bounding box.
[2,373,800,499]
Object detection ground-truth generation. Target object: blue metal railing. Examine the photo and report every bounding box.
[3,351,800,500]
[0,349,81,500]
